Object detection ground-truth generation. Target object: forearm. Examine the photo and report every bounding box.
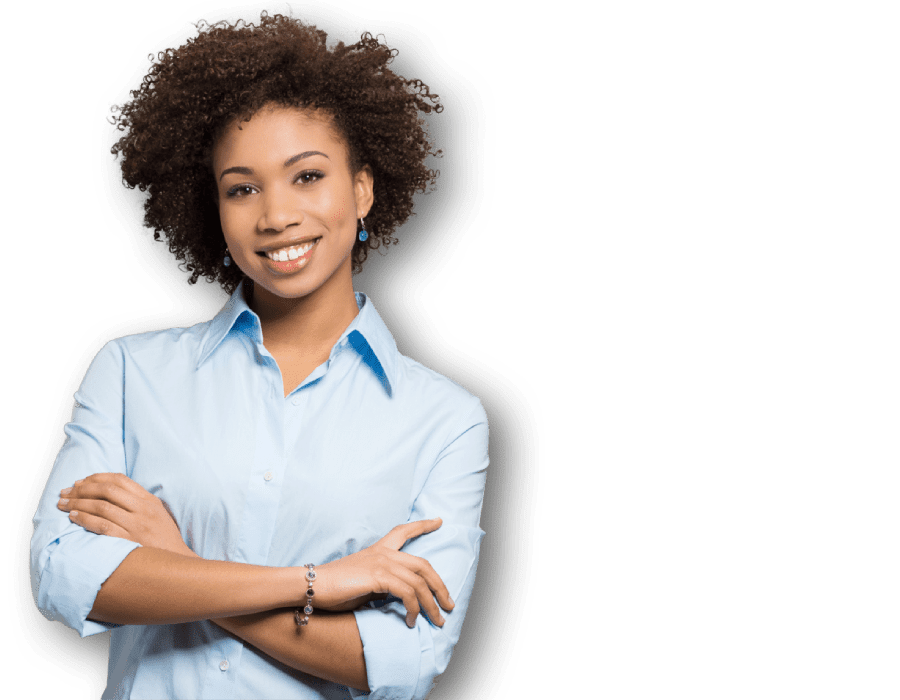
[88,547,306,625]
[90,547,369,689]
[213,610,369,691]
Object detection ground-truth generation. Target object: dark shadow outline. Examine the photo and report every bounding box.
[9,0,544,700]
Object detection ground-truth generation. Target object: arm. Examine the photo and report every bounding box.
[203,520,464,693]
[93,545,370,690]
[59,473,453,691]
[85,547,309,624]
[214,609,368,690]
[30,341,141,637]
[351,398,489,700]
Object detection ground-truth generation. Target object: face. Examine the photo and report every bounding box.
[212,106,373,306]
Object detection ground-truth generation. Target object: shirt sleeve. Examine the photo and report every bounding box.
[352,397,488,700]
[30,340,142,637]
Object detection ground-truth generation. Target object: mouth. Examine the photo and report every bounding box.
[257,238,320,272]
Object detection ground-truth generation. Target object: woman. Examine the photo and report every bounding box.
[30,13,488,700]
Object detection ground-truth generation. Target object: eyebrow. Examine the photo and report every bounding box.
[219,151,330,181]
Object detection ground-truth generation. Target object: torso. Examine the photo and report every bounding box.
[66,289,486,700]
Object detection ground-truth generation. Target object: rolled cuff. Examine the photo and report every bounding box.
[36,531,141,637]
[350,523,484,700]
[351,601,438,700]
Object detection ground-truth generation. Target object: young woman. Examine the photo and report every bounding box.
[30,13,488,700]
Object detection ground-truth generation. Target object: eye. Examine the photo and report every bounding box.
[295,170,324,185]
[225,184,258,198]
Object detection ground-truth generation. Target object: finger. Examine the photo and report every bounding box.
[379,518,442,550]
[63,481,141,513]
[379,576,420,628]
[60,495,132,531]
[392,566,446,627]
[391,551,454,611]
[75,477,180,527]
[67,509,131,539]
[80,472,151,499]
[62,483,138,516]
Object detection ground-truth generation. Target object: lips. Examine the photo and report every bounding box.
[258,238,319,273]
[258,238,319,261]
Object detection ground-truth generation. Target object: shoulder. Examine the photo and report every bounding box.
[393,354,488,433]
[94,319,214,367]
[396,354,479,403]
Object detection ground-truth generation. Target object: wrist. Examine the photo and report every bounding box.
[312,561,330,604]
[294,563,317,628]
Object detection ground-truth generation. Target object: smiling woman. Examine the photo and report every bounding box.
[214,107,376,392]
[29,12,487,700]
[214,111,370,288]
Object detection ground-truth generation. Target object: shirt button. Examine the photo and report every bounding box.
[264,471,273,482]
[219,660,229,671]
[292,396,301,406]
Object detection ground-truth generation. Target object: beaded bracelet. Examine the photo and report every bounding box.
[294,563,316,627]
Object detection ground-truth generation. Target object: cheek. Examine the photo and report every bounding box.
[330,204,345,224]
[220,218,258,278]
[218,211,230,239]
[219,207,252,247]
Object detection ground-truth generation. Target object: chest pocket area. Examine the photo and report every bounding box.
[274,434,418,564]
[125,402,258,560]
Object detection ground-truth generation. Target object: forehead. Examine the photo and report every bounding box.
[212,106,349,171]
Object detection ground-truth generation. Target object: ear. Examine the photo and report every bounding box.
[354,165,374,219]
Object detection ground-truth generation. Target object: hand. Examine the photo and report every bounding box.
[314,519,455,628]
[58,473,196,558]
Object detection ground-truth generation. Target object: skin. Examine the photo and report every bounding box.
[55,105,454,692]
[215,105,374,396]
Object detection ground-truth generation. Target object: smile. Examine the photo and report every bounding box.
[261,239,318,261]
[256,238,320,274]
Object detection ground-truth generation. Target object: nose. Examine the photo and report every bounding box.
[258,185,303,232]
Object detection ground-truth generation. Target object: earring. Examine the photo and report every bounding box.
[224,249,232,267]
[358,218,369,242]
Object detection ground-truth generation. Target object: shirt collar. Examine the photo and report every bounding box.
[196,281,262,368]
[197,281,397,397]
[343,293,397,398]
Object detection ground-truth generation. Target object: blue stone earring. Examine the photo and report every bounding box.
[224,249,232,267]
[358,218,369,242]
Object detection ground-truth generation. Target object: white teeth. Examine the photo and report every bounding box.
[265,241,315,261]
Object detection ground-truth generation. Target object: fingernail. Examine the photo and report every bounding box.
[74,479,84,485]
[60,487,72,496]
[68,511,79,519]
[438,615,445,626]
[57,498,69,508]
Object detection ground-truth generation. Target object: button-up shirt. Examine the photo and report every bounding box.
[30,283,488,700]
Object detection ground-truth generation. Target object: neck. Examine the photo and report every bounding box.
[249,276,360,354]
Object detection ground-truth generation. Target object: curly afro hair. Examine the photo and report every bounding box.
[111,12,442,293]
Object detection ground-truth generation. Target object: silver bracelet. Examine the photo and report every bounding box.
[294,563,316,627]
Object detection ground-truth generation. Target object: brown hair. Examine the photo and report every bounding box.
[111,12,442,293]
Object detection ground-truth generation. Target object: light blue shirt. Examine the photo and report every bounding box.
[30,283,488,700]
